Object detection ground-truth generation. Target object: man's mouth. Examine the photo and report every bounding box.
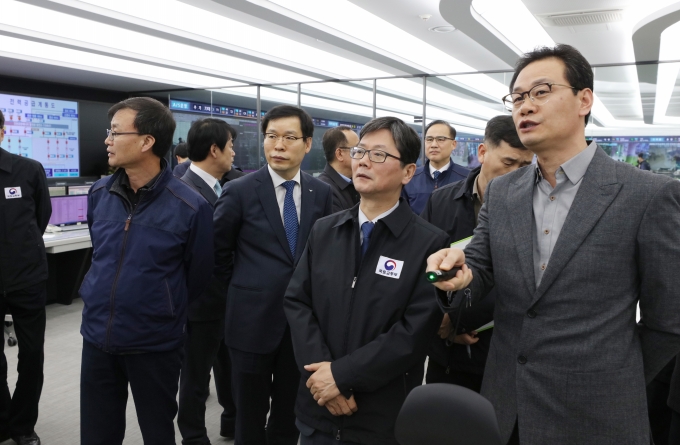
[519,120,539,130]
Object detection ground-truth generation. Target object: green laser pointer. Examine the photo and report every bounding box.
[425,267,462,283]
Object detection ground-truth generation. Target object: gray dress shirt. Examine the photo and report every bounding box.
[533,142,597,285]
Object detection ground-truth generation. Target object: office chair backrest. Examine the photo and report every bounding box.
[395,383,502,445]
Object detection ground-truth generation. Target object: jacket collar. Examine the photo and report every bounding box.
[323,163,353,190]
[333,198,413,239]
[0,148,12,173]
[453,165,481,200]
[107,158,170,198]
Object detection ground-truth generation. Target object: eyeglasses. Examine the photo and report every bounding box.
[425,136,455,144]
[106,129,143,140]
[349,147,402,163]
[501,83,579,111]
[263,133,307,145]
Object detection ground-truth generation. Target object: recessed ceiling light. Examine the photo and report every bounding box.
[429,25,456,33]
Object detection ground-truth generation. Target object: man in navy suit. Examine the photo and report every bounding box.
[178,118,239,444]
[213,105,333,445]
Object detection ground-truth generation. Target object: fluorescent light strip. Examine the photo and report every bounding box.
[653,22,680,124]
[471,0,553,54]
[254,0,509,100]
[2,0,316,85]
[65,0,389,80]
[0,34,248,88]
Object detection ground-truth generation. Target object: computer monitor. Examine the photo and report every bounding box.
[48,195,87,226]
[68,185,90,195]
[48,186,66,196]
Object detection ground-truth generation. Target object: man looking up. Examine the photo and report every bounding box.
[421,115,533,392]
[79,97,214,445]
[401,120,468,214]
[427,44,680,445]
[285,116,449,445]
[317,125,360,212]
[178,118,237,444]
[213,105,332,445]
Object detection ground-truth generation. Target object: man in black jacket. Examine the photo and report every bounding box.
[0,109,51,445]
[284,116,449,445]
[317,126,360,212]
[420,115,533,392]
[178,118,238,443]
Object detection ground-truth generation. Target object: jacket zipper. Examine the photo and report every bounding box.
[104,195,144,352]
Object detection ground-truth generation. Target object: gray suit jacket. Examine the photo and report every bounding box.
[439,146,680,445]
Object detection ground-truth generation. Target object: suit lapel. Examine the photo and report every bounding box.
[255,167,294,263]
[507,167,537,295]
[530,148,621,306]
[183,170,217,206]
[296,173,314,263]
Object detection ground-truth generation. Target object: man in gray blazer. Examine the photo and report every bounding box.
[427,44,680,445]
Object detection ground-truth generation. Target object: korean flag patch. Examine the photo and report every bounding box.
[4,187,22,199]
[375,255,404,279]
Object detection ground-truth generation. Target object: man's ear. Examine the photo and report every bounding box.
[139,134,156,154]
[401,163,417,185]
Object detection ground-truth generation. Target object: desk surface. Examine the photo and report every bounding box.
[43,230,91,253]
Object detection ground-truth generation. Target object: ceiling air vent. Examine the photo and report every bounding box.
[537,10,623,27]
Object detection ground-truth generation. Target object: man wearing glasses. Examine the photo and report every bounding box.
[284,116,448,445]
[427,44,680,445]
[213,105,332,445]
[401,120,468,215]
[317,125,360,212]
[79,97,214,444]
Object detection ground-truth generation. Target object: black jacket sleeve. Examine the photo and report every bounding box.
[284,230,334,370]
[34,164,51,233]
[212,181,242,288]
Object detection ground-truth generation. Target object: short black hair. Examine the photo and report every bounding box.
[484,115,526,150]
[0,109,4,129]
[261,105,314,139]
[174,142,188,159]
[186,118,233,162]
[637,152,645,159]
[359,117,420,165]
[510,44,593,126]
[322,125,353,163]
[108,97,176,158]
[425,120,456,139]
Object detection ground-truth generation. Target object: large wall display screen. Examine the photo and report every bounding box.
[0,93,80,177]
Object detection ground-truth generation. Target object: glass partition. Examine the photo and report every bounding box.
[135,61,680,179]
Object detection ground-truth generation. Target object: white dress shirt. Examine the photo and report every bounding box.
[189,163,220,195]
[429,160,450,179]
[358,200,399,244]
[268,165,301,223]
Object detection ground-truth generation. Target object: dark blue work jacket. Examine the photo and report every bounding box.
[402,158,469,215]
[79,163,214,353]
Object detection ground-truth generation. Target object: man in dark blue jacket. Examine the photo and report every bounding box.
[420,115,533,392]
[401,120,468,214]
[79,97,214,445]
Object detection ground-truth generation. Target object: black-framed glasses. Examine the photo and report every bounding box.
[501,83,579,111]
[425,136,455,144]
[106,129,143,140]
[349,147,402,163]
[263,133,307,145]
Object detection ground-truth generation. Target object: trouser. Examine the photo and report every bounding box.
[425,360,484,393]
[297,419,361,445]
[80,339,183,445]
[670,410,680,445]
[229,328,299,445]
[647,377,673,445]
[178,320,236,444]
[0,281,46,438]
